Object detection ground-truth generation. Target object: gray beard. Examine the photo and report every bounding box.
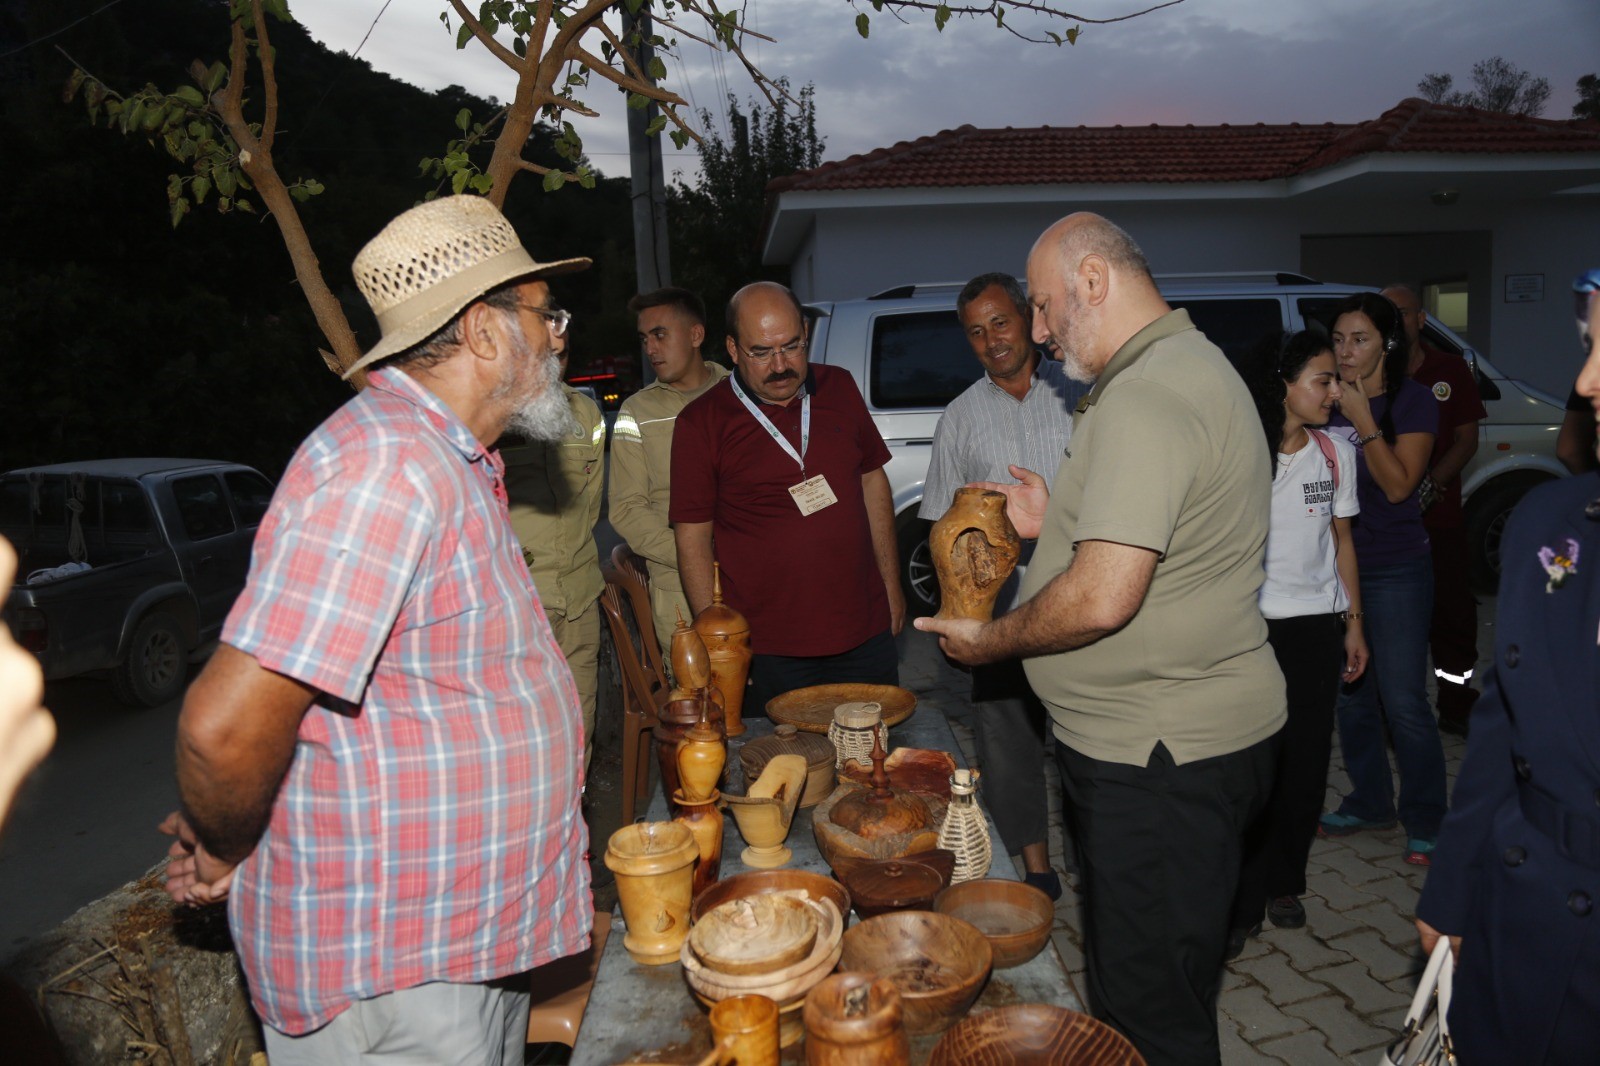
[500,320,581,443]
[505,359,579,442]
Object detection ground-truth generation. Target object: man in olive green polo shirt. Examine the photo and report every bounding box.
[918,214,1285,1066]
[506,330,607,770]
[611,287,728,652]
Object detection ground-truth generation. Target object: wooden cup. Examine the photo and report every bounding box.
[709,994,781,1066]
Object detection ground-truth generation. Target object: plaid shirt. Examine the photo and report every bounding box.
[222,367,590,1035]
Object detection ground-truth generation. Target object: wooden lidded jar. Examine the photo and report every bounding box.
[676,698,727,804]
[740,724,835,808]
[803,972,910,1066]
[693,562,752,737]
[928,486,1021,623]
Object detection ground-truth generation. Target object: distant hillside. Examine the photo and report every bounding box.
[0,0,636,476]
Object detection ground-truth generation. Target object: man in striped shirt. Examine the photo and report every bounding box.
[161,197,593,1064]
[920,272,1088,900]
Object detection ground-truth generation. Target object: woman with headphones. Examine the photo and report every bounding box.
[1317,292,1445,866]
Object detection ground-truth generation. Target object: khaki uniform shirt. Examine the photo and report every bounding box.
[504,386,606,619]
[609,363,728,631]
[1019,309,1286,767]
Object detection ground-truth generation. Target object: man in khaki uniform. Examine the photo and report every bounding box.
[610,287,728,651]
[505,326,606,769]
[919,214,1284,1066]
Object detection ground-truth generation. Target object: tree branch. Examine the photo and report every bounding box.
[250,0,278,155]
[449,0,523,72]
[575,39,687,108]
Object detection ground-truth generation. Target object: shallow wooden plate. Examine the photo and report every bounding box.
[766,684,917,733]
[929,1004,1146,1065]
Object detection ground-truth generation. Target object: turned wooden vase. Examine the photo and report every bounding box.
[657,695,725,815]
[928,487,1021,623]
[694,562,752,737]
[604,821,700,966]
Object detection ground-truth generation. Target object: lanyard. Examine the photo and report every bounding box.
[730,372,809,475]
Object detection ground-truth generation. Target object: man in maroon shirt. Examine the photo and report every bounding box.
[1383,284,1488,735]
[670,281,905,712]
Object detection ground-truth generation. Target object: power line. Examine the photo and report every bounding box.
[296,0,395,142]
[0,0,130,61]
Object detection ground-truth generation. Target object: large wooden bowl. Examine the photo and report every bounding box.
[928,1004,1146,1065]
[838,911,992,1035]
[933,878,1054,970]
[682,898,842,1003]
[688,894,818,976]
[691,869,851,927]
[766,684,917,733]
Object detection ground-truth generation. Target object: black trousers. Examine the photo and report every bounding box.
[1425,520,1479,722]
[969,658,1051,855]
[1058,735,1276,1066]
[746,629,899,718]
[1232,614,1344,929]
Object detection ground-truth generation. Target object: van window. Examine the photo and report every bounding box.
[1165,298,1285,369]
[172,475,236,541]
[869,311,984,409]
[224,470,275,526]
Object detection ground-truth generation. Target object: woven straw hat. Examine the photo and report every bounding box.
[344,195,591,379]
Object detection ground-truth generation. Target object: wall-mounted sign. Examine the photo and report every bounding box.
[1504,274,1544,303]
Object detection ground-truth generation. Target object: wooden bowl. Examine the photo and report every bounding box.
[767,684,917,733]
[689,894,818,976]
[928,1004,1146,1065]
[933,878,1055,970]
[844,857,949,919]
[682,898,843,1002]
[691,869,851,927]
[838,911,992,1035]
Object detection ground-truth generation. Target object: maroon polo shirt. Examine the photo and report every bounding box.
[670,364,892,657]
[1411,343,1487,529]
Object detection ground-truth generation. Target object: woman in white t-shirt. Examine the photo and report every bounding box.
[1228,330,1369,957]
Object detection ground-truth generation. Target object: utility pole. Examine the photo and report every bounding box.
[623,3,671,385]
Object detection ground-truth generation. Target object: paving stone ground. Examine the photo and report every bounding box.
[902,595,1494,1064]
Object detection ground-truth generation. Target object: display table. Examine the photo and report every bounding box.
[568,701,1083,1065]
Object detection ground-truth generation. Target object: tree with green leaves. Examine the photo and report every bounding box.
[668,82,823,341]
[63,0,1184,379]
[1575,74,1600,122]
[1417,55,1551,116]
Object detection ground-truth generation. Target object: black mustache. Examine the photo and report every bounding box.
[764,370,798,384]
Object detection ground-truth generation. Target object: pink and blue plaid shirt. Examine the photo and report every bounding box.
[222,367,590,1035]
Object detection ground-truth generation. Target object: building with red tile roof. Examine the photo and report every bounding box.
[761,98,1599,395]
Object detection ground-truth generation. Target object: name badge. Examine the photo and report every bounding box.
[789,474,837,516]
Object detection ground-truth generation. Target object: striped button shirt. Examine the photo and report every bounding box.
[223,367,591,1035]
[919,357,1087,608]
[919,356,1086,520]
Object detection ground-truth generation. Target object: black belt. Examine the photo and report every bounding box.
[1519,780,1600,871]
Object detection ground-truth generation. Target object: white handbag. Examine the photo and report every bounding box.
[1382,937,1455,1065]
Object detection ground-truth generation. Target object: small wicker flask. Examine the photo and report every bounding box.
[936,768,992,884]
[828,701,890,770]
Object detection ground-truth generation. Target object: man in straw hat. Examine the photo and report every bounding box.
[160,196,594,1062]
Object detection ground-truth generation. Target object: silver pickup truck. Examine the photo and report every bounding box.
[1,459,274,706]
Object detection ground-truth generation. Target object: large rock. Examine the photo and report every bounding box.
[4,866,261,1065]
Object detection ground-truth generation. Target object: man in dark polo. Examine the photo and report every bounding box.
[919,214,1285,1066]
[670,281,904,712]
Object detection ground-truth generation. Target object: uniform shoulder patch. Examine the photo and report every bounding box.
[1431,381,1452,401]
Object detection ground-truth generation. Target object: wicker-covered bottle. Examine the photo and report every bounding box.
[936,768,992,883]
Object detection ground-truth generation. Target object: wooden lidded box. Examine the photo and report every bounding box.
[739,724,835,808]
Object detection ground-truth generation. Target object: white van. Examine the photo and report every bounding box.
[803,273,1566,611]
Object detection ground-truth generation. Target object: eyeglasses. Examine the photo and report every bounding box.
[513,302,571,338]
[735,337,807,363]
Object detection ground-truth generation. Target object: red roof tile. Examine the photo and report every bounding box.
[770,98,1600,194]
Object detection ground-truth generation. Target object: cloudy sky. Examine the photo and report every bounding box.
[294,0,1597,184]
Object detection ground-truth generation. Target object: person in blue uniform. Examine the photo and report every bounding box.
[1415,272,1600,1063]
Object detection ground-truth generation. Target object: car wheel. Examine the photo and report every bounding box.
[111,610,188,707]
[1464,473,1554,593]
[897,515,940,617]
